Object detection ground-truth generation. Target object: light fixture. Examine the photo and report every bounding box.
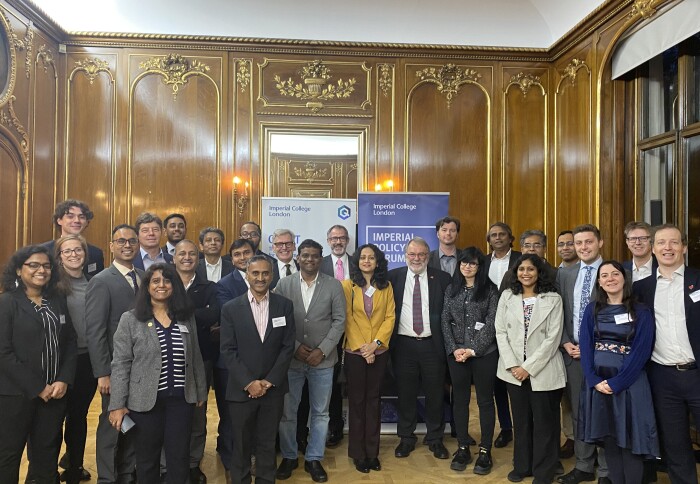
[233,176,249,217]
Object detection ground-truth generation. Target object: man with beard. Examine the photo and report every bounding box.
[557,231,579,268]
[428,216,461,276]
[163,213,187,256]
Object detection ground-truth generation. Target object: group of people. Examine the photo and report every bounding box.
[0,198,698,484]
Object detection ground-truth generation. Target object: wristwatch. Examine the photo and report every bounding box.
[374,339,383,347]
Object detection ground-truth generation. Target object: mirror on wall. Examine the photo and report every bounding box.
[262,125,367,199]
[0,11,15,107]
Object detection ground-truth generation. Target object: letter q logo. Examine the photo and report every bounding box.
[337,205,351,220]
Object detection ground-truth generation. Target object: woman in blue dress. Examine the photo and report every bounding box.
[578,260,659,484]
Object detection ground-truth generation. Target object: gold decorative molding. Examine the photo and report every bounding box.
[293,162,329,181]
[139,54,211,100]
[73,58,111,84]
[273,60,356,112]
[507,72,545,97]
[628,0,656,19]
[0,96,29,162]
[415,64,482,108]
[0,7,17,107]
[378,64,393,97]
[257,111,373,118]
[235,59,251,92]
[36,44,55,76]
[10,20,33,79]
[561,58,590,87]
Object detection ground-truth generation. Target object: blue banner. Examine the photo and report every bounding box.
[358,192,449,269]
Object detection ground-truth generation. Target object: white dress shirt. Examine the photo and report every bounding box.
[631,257,654,282]
[205,257,223,283]
[398,269,431,337]
[278,259,298,278]
[300,272,319,312]
[488,249,512,286]
[651,265,695,365]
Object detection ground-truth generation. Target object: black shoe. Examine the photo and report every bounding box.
[189,467,207,484]
[394,441,415,458]
[494,429,513,448]
[326,429,343,448]
[304,460,328,483]
[555,461,565,475]
[557,468,596,484]
[473,447,492,475]
[598,478,612,484]
[508,469,533,482]
[60,467,92,484]
[450,446,472,471]
[276,458,299,480]
[353,458,369,473]
[367,457,381,471]
[560,438,575,459]
[59,453,70,471]
[429,441,449,459]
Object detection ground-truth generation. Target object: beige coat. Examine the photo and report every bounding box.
[495,290,566,391]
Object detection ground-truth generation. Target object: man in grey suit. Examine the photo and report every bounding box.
[85,224,143,484]
[556,224,609,484]
[275,239,345,483]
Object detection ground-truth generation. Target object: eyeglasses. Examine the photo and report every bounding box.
[626,236,650,243]
[240,231,260,238]
[557,241,574,247]
[273,241,294,249]
[60,247,85,257]
[460,261,479,268]
[112,238,138,247]
[24,262,52,271]
[406,252,429,259]
[522,243,544,250]
[328,236,348,243]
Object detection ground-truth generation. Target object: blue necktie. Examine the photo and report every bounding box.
[576,266,594,341]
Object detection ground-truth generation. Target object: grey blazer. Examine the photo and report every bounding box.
[495,290,566,391]
[273,272,346,369]
[108,310,208,412]
[85,263,145,378]
[556,262,580,352]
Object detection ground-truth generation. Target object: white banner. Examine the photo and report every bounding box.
[261,197,357,257]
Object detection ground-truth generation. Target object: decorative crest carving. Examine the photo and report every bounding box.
[378,64,393,98]
[509,72,544,97]
[11,20,33,79]
[416,64,482,108]
[36,45,55,75]
[562,59,589,86]
[0,96,29,163]
[274,60,356,113]
[139,54,211,100]
[629,0,656,19]
[293,162,328,181]
[74,58,111,84]
[235,59,251,92]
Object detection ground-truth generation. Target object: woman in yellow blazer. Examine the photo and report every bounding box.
[342,243,395,474]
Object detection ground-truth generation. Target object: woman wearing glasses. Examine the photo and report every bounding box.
[54,235,96,484]
[0,245,77,483]
[441,247,499,474]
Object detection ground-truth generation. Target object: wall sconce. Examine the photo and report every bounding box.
[233,176,249,217]
[374,183,383,191]
[384,179,394,191]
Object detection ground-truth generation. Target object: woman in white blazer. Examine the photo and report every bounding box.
[495,254,566,484]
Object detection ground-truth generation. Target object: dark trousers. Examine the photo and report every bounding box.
[346,351,389,460]
[648,362,700,484]
[0,394,66,484]
[213,365,233,470]
[328,339,346,434]
[447,350,498,448]
[494,377,513,430]
[392,335,446,444]
[507,381,562,482]
[603,436,643,484]
[96,392,136,483]
[229,394,285,484]
[297,381,310,444]
[129,395,194,484]
[64,353,97,477]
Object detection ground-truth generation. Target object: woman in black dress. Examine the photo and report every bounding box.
[578,260,658,484]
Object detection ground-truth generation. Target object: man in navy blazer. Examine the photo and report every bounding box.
[132,212,173,270]
[622,221,658,282]
[387,237,451,459]
[634,224,700,484]
[221,255,296,484]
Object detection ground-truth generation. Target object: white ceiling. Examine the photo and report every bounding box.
[29,0,605,48]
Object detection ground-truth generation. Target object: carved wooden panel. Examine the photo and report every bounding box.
[0,131,22,262]
[269,154,357,199]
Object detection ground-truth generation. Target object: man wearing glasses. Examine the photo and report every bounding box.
[85,224,143,484]
[239,221,264,255]
[499,230,558,292]
[388,237,451,460]
[623,221,657,282]
[272,229,300,280]
[557,231,579,268]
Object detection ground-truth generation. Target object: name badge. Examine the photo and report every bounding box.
[176,323,189,333]
[272,317,286,328]
[614,313,632,325]
[59,314,66,325]
[690,290,700,303]
[88,263,97,273]
[474,322,485,331]
[364,286,376,297]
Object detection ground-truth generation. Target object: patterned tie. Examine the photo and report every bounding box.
[412,274,424,335]
[285,264,292,277]
[335,258,344,281]
[127,270,139,295]
[576,266,594,341]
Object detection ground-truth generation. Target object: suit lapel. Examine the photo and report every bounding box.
[393,268,408,308]
[527,295,554,335]
[14,291,44,327]
[263,295,277,341]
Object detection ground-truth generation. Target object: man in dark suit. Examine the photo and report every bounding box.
[388,237,451,459]
[197,227,234,283]
[271,229,299,284]
[556,224,608,484]
[44,199,104,277]
[483,222,521,448]
[132,212,172,271]
[428,216,461,275]
[163,213,187,256]
[623,221,658,282]
[221,255,296,484]
[85,224,143,484]
[634,224,700,484]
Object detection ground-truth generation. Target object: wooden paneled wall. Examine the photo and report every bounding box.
[0,0,661,266]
